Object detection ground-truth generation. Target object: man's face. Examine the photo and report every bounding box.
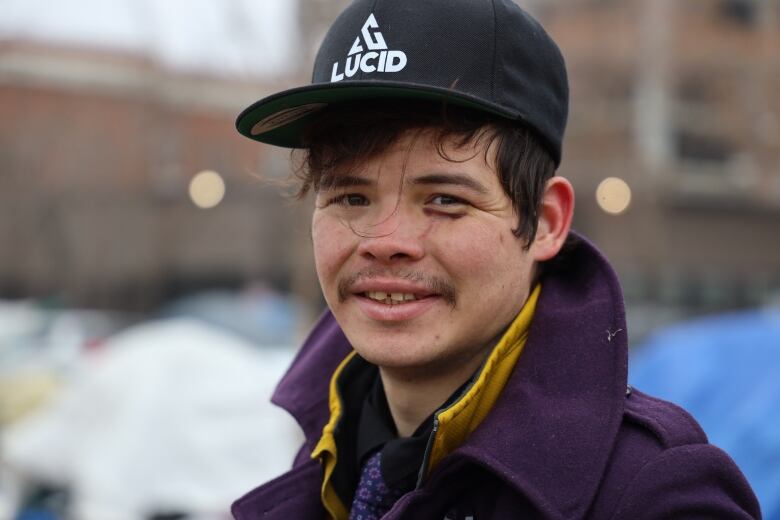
[311,130,537,376]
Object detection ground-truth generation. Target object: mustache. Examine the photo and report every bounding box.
[337,267,458,308]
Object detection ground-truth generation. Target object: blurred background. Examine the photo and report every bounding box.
[0,0,778,518]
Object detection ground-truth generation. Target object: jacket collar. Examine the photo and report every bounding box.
[272,232,628,519]
[271,311,352,443]
[453,232,628,518]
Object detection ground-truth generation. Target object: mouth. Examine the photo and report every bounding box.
[351,286,441,323]
[338,270,458,311]
[361,291,424,305]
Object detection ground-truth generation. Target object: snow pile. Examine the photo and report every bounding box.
[2,318,300,520]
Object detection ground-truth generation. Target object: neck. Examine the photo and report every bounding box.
[379,355,484,437]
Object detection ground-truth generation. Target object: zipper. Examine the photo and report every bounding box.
[415,415,440,489]
[413,351,492,490]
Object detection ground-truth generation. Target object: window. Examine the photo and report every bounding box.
[719,0,757,27]
[674,130,734,164]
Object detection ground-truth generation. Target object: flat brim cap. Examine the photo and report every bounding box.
[236,0,569,166]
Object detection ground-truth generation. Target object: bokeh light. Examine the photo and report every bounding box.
[596,177,632,215]
[189,170,226,209]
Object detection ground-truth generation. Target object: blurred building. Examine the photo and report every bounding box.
[1,0,779,335]
[0,42,301,310]
[538,0,780,338]
[0,2,306,311]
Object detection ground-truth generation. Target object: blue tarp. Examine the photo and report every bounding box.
[630,308,780,519]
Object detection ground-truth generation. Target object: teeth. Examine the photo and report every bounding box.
[366,291,418,304]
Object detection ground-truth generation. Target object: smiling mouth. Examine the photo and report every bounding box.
[363,291,421,305]
[339,269,458,308]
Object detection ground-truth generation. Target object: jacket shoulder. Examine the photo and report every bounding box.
[587,388,761,519]
[622,387,708,448]
[232,459,325,520]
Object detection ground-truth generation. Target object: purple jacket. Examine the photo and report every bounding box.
[232,236,761,519]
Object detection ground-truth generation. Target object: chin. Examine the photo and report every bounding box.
[348,332,439,368]
[354,335,422,361]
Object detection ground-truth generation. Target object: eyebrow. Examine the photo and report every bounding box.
[411,173,489,194]
[318,172,489,194]
[318,175,375,191]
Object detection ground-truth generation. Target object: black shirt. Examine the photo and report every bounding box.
[356,375,435,491]
[330,355,472,506]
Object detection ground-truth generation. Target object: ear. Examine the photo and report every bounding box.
[531,176,575,262]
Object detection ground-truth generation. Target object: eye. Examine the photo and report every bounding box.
[429,194,465,206]
[331,193,369,207]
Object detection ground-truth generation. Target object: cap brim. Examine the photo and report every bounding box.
[236,81,519,148]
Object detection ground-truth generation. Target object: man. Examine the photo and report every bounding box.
[231,1,761,519]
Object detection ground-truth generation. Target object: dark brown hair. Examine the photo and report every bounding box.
[296,100,557,249]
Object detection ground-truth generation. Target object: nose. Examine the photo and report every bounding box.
[355,207,425,263]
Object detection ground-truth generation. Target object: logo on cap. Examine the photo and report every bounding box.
[331,14,407,82]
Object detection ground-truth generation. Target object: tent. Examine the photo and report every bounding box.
[630,308,780,519]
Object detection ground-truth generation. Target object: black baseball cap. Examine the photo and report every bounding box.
[236,0,569,165]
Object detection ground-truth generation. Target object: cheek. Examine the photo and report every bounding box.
[435,223,531,306]
[437,222,517,275]
[312,213,355,286]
